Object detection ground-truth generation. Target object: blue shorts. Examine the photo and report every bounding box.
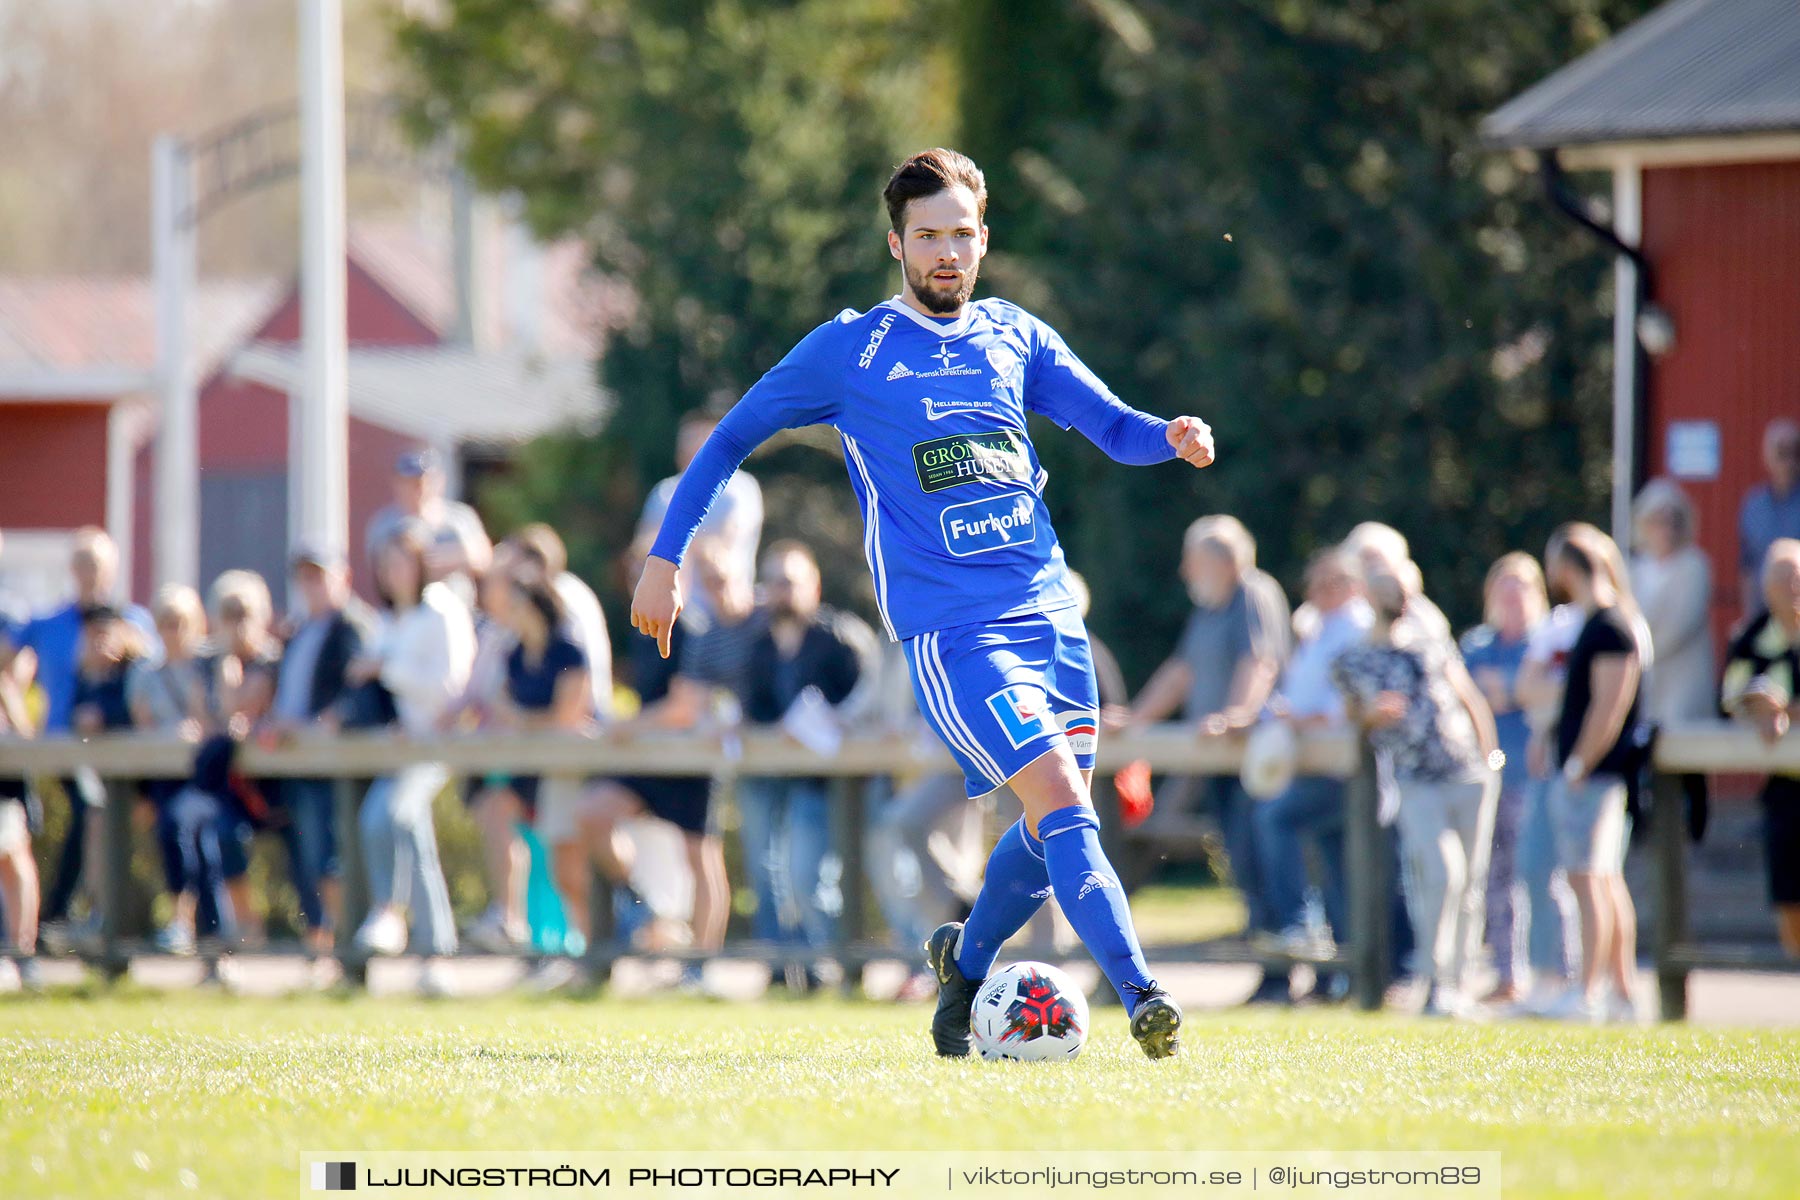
[903,606,1100,799]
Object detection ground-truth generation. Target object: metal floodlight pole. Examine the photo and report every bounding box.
[152,135,198,590]
[295,0,350,561]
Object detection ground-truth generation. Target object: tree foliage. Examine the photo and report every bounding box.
[954,0,1658,679]
[393,0,951,604]
[396,0,1659,679]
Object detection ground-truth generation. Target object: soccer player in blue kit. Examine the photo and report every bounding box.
[632,149,1215,1059]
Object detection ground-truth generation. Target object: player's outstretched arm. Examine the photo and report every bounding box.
[1165,415,1215,468]
[627,321,843,658]
[1022,317,1215,468]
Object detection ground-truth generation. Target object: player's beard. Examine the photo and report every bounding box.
[904,256,978,314]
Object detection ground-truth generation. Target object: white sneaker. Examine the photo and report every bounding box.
[1423,986,1475,1019]
[418,961,455,999]
[17,956,45,992]
[1539,986,1604,1023]
[522,957,590,994]
[353,910,407,957]
[154,923,197,956]
[1511,977,1576,1018]
[1252,924,1336,962]
[214,955,245,995]
[1382,976,1427,1014]
[307,956,344,991]
[0,958,20,993]
[464,908,530,954]
[1604,987,1647,1025]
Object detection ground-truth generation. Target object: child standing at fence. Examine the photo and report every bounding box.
[127,585,217,954]
[206,572,283,948]
[71,606,143,737]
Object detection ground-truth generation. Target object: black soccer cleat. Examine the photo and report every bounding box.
[1127,983,1183,1060]
[925,921,983,1058]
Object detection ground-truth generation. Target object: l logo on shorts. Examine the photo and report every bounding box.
[986,684,1055,749]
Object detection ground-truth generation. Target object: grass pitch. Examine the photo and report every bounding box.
[2,991,1796,1199]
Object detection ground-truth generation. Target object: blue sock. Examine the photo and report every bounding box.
[953,818,1051,981]
[1037,805,1158,1013]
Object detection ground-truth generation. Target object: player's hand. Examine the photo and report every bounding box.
[1751,705,1790,745]
[1166,416,1215,468]
[1100,704,1135,733]
[630,555,684,660]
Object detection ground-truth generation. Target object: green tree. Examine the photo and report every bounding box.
[398,0,1662,682]
[393,0,951,613]
[956,0,1658,681]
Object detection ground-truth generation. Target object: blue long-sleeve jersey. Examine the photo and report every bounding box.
[649,296,1175,640]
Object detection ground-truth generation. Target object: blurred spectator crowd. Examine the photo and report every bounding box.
[0,414,1796,1013]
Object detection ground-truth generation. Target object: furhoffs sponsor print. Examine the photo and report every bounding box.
[940,494,1037,557]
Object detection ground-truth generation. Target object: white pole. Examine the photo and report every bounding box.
[106,403,138,602]
[296,0,349,561]
[1610,159,1642,548]
[151,135,198,590]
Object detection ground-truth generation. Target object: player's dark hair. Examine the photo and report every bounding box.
[883,148,987,234]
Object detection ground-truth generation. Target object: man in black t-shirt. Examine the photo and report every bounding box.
[1544,525,1646,1023]
[1721,538,1800,957]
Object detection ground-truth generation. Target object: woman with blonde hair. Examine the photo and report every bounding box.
[1629,478,1715,727]
[1542,523,1647,1022]
[1459,553,1548,1005]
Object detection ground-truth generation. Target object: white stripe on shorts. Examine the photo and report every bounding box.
[909,633,1004,788]
[924,631,1008,786]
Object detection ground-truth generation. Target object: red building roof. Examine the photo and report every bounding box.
[0,276,280,387]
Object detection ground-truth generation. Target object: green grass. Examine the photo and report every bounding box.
[2,992,1797,1199]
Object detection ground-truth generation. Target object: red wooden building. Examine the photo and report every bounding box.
[0,277,275,611]
[1484,0,1800,642]
[0,221,613,608]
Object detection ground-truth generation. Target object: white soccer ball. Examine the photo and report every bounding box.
[970,961,1089,1062]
